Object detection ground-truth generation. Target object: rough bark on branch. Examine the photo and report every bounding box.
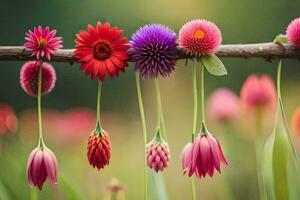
[0,43,299,63]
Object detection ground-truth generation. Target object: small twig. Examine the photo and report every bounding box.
[0,43,299,63]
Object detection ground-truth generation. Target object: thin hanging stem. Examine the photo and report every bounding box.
[155,79,167,140]
[191,59,197,200]
[135,73,148,200]
[199,61,206,133]
[276,60,300,174]
[96,81,102,126]
[37,60,45,147]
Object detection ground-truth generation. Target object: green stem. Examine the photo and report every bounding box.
[191,177,197,200]
[96,81,102,128]
[135,73,148,200]
[155,79,167,140]
[30,188,38,200]
[37,60,45,148]
[276,60,300,175]
[199,61,206,134]
[192,59,198,142]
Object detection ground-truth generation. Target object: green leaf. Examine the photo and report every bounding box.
[148,170,168,200]
[58,173,86,200]
[262,133,275,200]
[273,34,288,44]
[0,179,10,200]
[200,55,227,76]
[273,126,289,200]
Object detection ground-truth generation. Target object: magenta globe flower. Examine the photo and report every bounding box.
[27,146,58,190]
[146,139,170,172]
[24,26,63,60]
[207,88,239,123]
[20,61,56,96]
[181,132,229,179]
[286,17,300,47]
[130,24,178,78]
[178,19,222,55]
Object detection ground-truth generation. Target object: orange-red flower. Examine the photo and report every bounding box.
[75,22,130,81]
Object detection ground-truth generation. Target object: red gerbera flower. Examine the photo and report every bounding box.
[75,22,130,81]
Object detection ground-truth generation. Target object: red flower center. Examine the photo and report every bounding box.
[93,41,112,60]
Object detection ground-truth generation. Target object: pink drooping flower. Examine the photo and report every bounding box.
[207,88,239,123]
[20,61,56,96]
[24,26,63,60]
[178,19,222,55]
[0,104,18,134]
[286,17,300,47]
[240,75,276,110]
[146,138,170,172]
[292,107,300,136]
[27,146,58,190]
[181,133,229,179]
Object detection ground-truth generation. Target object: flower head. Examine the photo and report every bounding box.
[178,19,222,55]
[27,146,58,190]
[286,17,300,47]
[207,88,239,123]
[0,104,18,134]
[24,26,63,60]
[181,132,229,179]
[130,24,178,78]
[146,132,170,172]
[292,107,300,136]
[240,75,276,110]
[20,61,56,96]
[87,130,111,170]
[75,22,130,81]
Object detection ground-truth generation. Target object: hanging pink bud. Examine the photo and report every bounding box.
[27,146,58,190]
[146,134,170,172]
[286,17,300,47]
[181,132,229,179]
[87,130,111,170]
[240,75,276,110]
[292,107,300,136]
[207,88,239,123]
[20,61,56,96]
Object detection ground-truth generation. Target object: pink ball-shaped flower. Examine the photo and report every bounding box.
[286,17,300,47]
[20,61,56,96]
[181,133,229,179]
[292,107,300,136]
[24,26,63,60]
[0,104,18,134]
[27,146,58,190]
[240,75,276,110]
[146,139,170,172]
[178,19,222,55]
[207,88,239,123]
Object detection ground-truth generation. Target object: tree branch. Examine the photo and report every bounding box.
[0,43,299,63]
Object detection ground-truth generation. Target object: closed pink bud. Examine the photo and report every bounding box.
[240,75,276,110]
[181,133,229,179]
[27,146,58,190]
[207,88,239,123]
[292,107,300,137]
[20,61,56,96]
[146,139,170,172]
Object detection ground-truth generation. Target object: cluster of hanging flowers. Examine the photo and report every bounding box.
[19,16,300,193]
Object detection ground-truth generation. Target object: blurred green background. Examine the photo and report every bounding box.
[0,0,300,199]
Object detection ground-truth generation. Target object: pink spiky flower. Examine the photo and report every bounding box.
[181,129,229,179]
[178,19,222,55]
[207,88,239,123]
[20,61,56,96]
[146,131,170,172]
[286,17,300,47]
[24,26,63,60]
[27,146,58,190]
[240,75,276,110]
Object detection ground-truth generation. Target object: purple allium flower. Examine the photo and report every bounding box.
[130,24,178,79]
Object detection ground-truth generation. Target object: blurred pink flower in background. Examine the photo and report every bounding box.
[207,88,239,123]
[286,17,300,47]
[27,146,58,190]
[0,103,18,134]
[19,107,96,145]
[292,107,300,136]
[240,75,276,111]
